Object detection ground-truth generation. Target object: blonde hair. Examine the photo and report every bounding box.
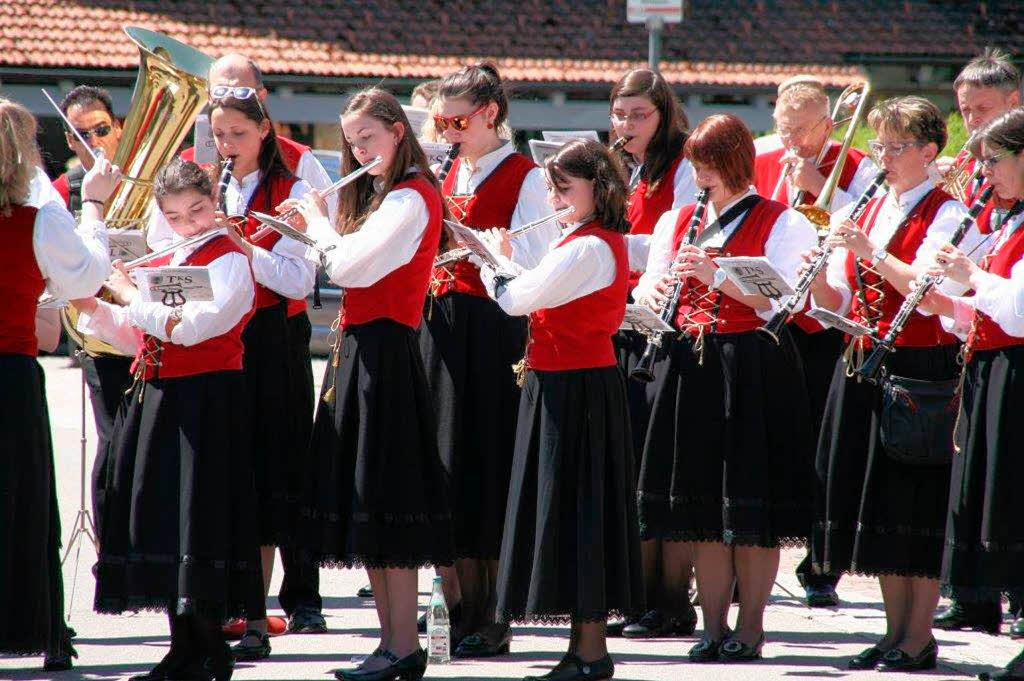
[776,83,829,117]
[0,98,38,214]
[777,74,824,96]
[868,95,946,151]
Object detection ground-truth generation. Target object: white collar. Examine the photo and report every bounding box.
[707,187,758,225]
[232,168,261,187]
[559,215,597,237]
[462,140,515,174]
[888,177,934,214]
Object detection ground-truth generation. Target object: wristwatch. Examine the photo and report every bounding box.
[709,268,728,291]
[169,305,184,322]
[870,247,889,266]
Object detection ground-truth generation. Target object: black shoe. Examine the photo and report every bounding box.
[523,653,614,681]
[357,584,374,598]
[336,648,426,681]
[847,643,888,670]
[719,633,764,662]
[231,630,271,661]
[980,648,1024,680]
[606,615,629,638]
[203,641,234,681]
[688,633,728,663]
[287,606,328,634]
[805,584,840,608]
[622,606,696,639]
[453,624,511,658]
[1011,618,1024,639]
[43,633,78,671]
[934,600,1001,633]
[128,654,188,681]
[878,638,937,671]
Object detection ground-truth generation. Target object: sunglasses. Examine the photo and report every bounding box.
[210,86,266,116]
[433,104,487,132]
[69,123,112,141]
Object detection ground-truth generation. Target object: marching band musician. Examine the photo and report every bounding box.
[931,47,1023,638]
[607,67,699,640]
[477,138,642,681]
[754,76,880,608]
[0,98,118,672]
[418,62,553,658]
[282,87,453,681]
[74,159,262,681]
[205,91,317,661]
[916,108,1024,681]
[802,96,979,671]
[634,114,817,664]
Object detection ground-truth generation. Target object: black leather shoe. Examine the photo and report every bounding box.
[1011,618,1024,639]
[934,600,1001,633]
[128,655,188,681]
[805,584,840,608]
[622,605,697,638]
[688,633,728,663]
[287,606,328,634]
[454,623,511,658]
[336,648,426,681]
[357,584,374,598]
[231,630,271,661]
[878,638,937,672]
[204,641,234,681]
[847,644,888,670]
[719,633,764,662]
[979,648,1024,680]
[523,653,614,681]
[606,615,629,638]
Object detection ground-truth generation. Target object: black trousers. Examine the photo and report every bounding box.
[82,353,134,539]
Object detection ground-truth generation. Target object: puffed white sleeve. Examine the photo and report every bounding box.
[32,202,110,300]
[509,168,559,268]
[248,180,317,299]
[820,201,856,315]
[75,300,144,356]
[124,251,254,346]
[919,200,977,301]
[305,187,428,288]
[480,235,616,316]
[760,208,818,320]
[632,208,680,303]
[296,150,338,226]
[967,257,1024,339]
[671,158,700,210]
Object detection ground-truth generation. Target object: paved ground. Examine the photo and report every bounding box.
[2,356,1022,681]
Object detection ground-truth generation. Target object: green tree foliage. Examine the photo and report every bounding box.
[830,111,968,158]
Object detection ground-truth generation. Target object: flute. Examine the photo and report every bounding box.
[433,206,575,268]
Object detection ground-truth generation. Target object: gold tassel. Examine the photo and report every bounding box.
[512,357,527,388]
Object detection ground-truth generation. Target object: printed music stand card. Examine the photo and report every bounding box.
[250,211,320,249]
[806,307,874,337]
[108,229,147,262]
[620,303,674,333]
[421,141,454,167]
[715,256,795,299]
[443,219,517,279]
[135,267,214,306]
[402,106,430,138]
[541,130,600,143]
[528,139,565,166]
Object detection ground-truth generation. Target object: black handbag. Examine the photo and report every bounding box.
[878,374,960,466]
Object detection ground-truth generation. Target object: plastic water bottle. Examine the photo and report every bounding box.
[426,576,450,664]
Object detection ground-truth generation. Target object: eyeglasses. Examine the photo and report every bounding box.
[978,149,1016,171]
[210,85,258,100]
[776,116,827,140]
[868,140,923,157]
[610,108,657,125]
[433,104,487,132]
[69,123,112,141]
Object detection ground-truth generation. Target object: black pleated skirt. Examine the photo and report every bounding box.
[303,319,454,569]
[496,366,643,624]
[0,355,64,656]
[284,311,316,535]
[789,326,845,438]
[639,330,813,547]
[94,370,265,621]
[942,345,1024,599]
[814,344,958,578]
[613,330,660,472]
[242,301,294,546]
[419,293,525,560]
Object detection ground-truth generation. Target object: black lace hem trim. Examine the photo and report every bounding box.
[637,527,806,549]
[297,507,453,526]
[94,596,257,621]
[497,608,639,625]
[945,538,1024,553]
[318,556,455,570]
[97,553,258,570]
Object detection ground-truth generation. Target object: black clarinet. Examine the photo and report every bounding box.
[630,188,711,383]
[217,156,235,215]
[436,142,460,183]
[857,185,995,383]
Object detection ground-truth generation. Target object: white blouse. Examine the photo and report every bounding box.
[625,156,701,270]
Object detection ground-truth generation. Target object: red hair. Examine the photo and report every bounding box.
[683,114,755,193]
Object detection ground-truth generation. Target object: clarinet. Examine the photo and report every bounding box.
[630,188,710,383]
[436,142,460,183]
[857,185,995,383]
[757,170,887,344]
[217,156,235,215]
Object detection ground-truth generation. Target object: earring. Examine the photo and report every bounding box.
[486,122,494,129]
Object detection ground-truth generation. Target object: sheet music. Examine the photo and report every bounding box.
[403,105,430,137]
[443,219,517,279]
[134,266,214,305]
[715,256,794,299]
[541,130,600,143]
[806,307,874,337]
[620,303,674,332]
[421,141,453,167]
[528,139,565,166]
[250,211,320,249]
[108,229,148,262]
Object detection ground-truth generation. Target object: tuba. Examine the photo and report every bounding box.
[62,27,214,357]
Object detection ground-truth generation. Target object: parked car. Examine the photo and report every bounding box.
[307,149,342,355]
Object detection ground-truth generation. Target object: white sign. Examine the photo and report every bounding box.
[135,266,214,306]
[627,0,683,23]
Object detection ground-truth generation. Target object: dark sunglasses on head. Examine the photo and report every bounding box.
[70,123,112,141]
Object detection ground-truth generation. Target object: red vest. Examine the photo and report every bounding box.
[672,198,788,335]
[341,174,443,329]
[132,235,254,380]
[182,137,310,318]
[527,221,628,371]
[433,152,536,298]
[0,206,45,357]
[844,187,956,347]
[967,223,1024,354]
[754,141,866,206]
[240,173,299,309]
[626,150,686,290]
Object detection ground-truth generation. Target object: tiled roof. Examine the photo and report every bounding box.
[2,0,1019,88]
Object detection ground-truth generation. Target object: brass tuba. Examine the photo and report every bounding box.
[63,27,214,357]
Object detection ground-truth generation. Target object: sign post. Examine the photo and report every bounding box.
[627,1,683,74]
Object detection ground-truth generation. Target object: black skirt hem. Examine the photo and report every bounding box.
[498,607,640,626]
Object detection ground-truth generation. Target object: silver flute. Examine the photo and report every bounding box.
[433,206,575,267]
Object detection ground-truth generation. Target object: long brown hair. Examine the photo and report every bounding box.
[209,95,290,182]
[0,98,38,214]
[609,69,690,197]
[336,88,442,235]
[545,139,630,234]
